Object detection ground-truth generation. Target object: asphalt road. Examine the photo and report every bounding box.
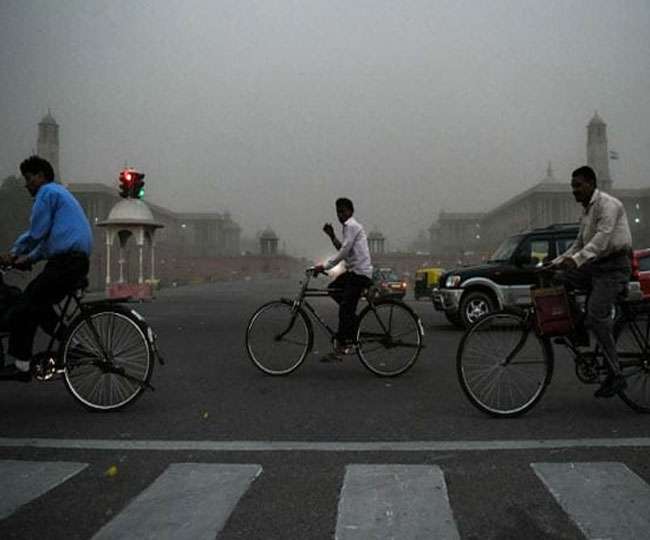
[1,276,649,539]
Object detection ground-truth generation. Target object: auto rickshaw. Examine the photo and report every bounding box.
[414,267,444,300]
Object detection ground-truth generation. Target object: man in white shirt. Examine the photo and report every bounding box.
[552,166,632,398]
[314,198,373,354]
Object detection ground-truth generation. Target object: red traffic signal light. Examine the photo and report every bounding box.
[118,168,146,199]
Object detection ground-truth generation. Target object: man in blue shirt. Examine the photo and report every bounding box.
[0,156,92,381]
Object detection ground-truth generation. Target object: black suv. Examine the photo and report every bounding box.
[433,224,579,328]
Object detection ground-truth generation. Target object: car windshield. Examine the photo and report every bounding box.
[377,270,400,281]
[488,235,523,262]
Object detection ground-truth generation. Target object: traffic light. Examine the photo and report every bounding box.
[118,169,132,198]
[118,168,145,199]
[133,173,145,199]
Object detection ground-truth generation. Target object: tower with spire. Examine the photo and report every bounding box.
[37,109,60,181]
[587,111,612,192]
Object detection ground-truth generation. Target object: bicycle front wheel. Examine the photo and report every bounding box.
[61,308,153,412]
[246,300,311,375]
[356,300,423,377]
[457,311,553,417]
[615,310,650,413]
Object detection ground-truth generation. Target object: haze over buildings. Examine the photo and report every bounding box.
[1,1,649,258]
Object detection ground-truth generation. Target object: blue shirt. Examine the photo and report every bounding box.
[11,183,93,263]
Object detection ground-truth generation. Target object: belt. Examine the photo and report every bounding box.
[595,248,632,264]
[50,251,89,261]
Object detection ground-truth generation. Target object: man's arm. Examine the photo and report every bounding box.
[323,223,342,250]
[571,202,621,267]
[11,188,55,264]
[324,224,361,270]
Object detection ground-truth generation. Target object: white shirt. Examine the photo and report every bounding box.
[557,189,632,267]
[324,216,373,278]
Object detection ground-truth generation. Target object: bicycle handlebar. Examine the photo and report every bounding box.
[305,267,328,277]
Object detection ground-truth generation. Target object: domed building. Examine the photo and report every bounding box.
[97,198,164,299]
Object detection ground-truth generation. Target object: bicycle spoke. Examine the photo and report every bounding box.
[457,312,551,417]
[246,301,310,375]
[357,302,422,376]
[64,311,151,411]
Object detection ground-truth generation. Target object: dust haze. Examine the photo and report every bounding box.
[1,0,649,258]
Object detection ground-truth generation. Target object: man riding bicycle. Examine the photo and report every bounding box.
[0,156,92,381]
[551,165,632,398]
[314,198,373,356]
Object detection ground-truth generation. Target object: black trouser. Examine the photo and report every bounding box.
[7,252,89,362]
[328,271,373,343]
[556,252,630,374]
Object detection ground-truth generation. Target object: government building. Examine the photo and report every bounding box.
[429,113,650,262]
[0,113,256,290]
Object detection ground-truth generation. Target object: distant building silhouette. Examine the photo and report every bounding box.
[429,113,650,259]
[37,110,60,181]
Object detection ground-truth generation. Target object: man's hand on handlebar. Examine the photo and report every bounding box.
[311,265,328,277]
[550,256,577,271]
[13,255,32,271]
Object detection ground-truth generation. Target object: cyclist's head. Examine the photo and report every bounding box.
[20,155,55,196]
[571,166,597,205]
[335,197,354,224]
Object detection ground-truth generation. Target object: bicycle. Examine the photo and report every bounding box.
[0,266,163,411]
[456,267,650,417]
[245,267,424,377]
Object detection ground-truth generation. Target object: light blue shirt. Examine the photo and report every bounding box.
[11,182,93,263]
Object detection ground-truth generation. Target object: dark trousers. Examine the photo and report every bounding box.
[7,253,89,361]
[328,271,373,343]
[556,252,630,374]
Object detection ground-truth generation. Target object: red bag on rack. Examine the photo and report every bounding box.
[531,286,574,336]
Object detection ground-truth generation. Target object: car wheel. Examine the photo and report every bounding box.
[459,291,495,328]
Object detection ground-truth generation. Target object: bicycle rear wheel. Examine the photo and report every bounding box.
[456,311,553,417]
[356,300,423,377]
[246,300,311,375]
[615,310,650,413]
[61,307,153,411]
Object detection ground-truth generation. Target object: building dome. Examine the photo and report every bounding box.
[98,199,163,228]
[588,111,606,126]
[40,109,57,125]
[259,227,278,240]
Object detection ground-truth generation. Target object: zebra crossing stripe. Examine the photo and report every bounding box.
[0,460,88,520]
[532,462,650,540]
[335,464,460,540]
[92,463,262,540]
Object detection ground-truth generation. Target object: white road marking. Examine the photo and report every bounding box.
[0,460,88,520]
[1,437,650,452]
[532,462,650,540]
[336,464,460,540]
[92,463,261,540]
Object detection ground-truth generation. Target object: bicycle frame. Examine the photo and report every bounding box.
[281,271,343,340]
[281,270,392,345]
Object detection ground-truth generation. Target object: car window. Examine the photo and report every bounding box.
[639,255,650,272]
[488,235,523,262]
[556,238,575,256]
[518,238,552,266]
[379,271,400,281]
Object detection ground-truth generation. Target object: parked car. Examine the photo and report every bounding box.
[372,267,407,299]
[413,267,444,300]
[433,224,580,328]
[632,248,650,300]
[434,224,645,328]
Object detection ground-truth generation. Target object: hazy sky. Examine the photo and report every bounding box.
[1,0,649,258]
